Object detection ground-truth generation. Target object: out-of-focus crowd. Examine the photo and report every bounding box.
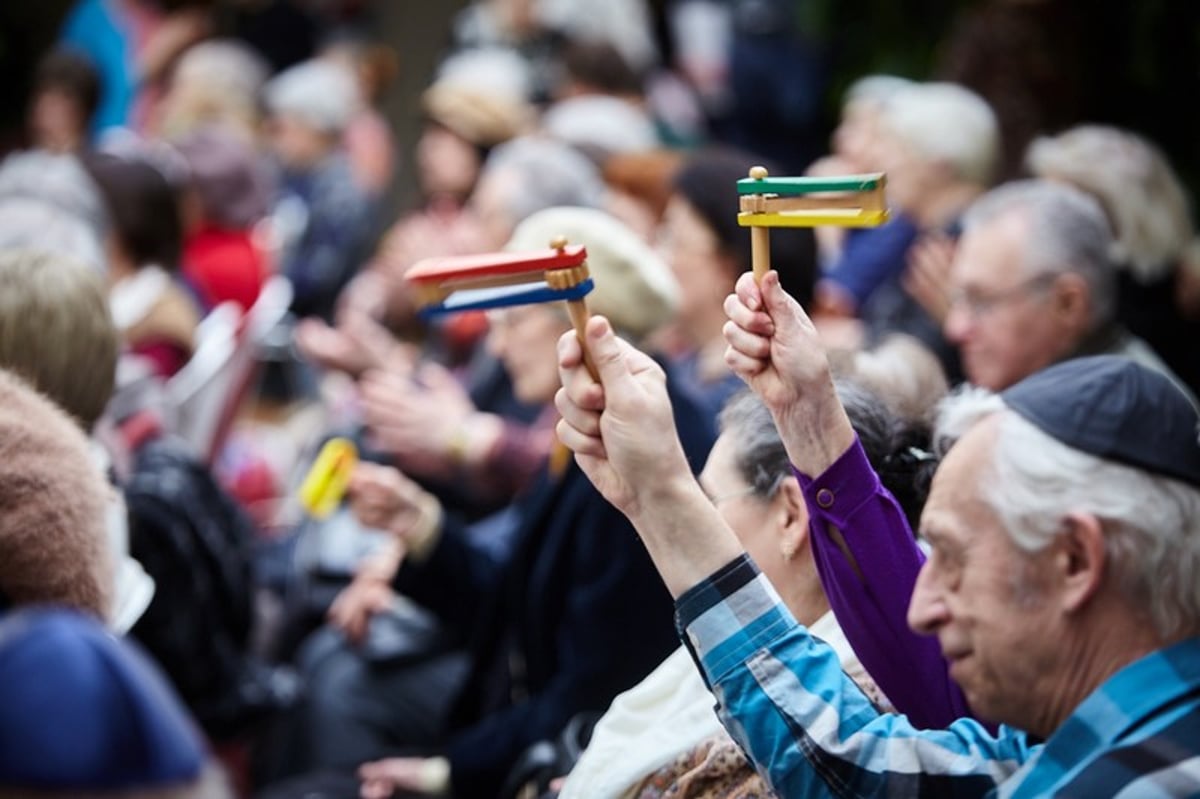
[0,1,1198,798]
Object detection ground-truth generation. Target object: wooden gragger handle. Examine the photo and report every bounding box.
[565,297,599,381]
[751,226,771,283]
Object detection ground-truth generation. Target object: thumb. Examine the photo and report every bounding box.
[584,315,629,388]
[761,270,814,333]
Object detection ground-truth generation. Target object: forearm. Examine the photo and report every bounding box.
[626,478,745,599]
[774,380,858,478]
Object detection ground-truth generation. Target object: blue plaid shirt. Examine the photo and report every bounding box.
[677,555,1200,798]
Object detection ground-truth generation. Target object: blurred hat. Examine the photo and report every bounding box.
[177,125,272,229]
[422,49,533,149]
[264,59,360,133]
[0,369,113,620]
[542,95,658,159]
[1001,355,1200,489]
[422,82,530,149]
[506,206,678,340]
[0,608,207,791]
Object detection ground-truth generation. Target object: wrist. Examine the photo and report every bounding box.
[419,757,451,794]
[401,492,444,563]
[776,383,856,477]
[627,477,745,598]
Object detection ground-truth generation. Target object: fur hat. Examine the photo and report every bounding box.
[506,206,679,340]
[0,369,113,620]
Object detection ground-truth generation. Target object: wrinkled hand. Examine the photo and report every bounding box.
[722,270,853,476]
[361,364,495,479]
[348,463,441,547]
[295,312,410,378]
[723,270,830,412]
[554,317,693,519]
[359,757,449,798]
[902,232,956,325]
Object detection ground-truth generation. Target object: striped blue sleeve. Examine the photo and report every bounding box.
[679,558,1039,798]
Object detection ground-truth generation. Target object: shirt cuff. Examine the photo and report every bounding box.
[794,436,884,525]
[676,555,794,683]
[674,554,758,632]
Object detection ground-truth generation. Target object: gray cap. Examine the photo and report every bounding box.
[1001,355,1200,489]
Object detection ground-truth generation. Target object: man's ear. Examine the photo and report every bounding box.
[1055,511,1106,614]
[1050,273,1091,331]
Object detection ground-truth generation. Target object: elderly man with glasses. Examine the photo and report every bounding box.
[940,179,1188,397]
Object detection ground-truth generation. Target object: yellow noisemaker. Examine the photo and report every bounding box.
[738,166,889,282]
[297,437,359,519]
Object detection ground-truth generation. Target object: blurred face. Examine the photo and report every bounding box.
[486,303,571,404]
[907,418,1059,728]
[469,168,520,250]
[873,133,941,215]
[943,212,1077,390]
[29,89,86,153]
[417,124,481,199]
[268,114,334,170]
[658,195,734,335]
[832,100,885,172]
[698,432,781,577]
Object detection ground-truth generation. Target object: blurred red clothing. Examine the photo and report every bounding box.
[183,226,270,312]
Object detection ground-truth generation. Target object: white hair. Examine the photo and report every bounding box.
[0,150,109,237]
[0,199,106,271]
[962,179,1117,327]
[843,74,915,109]
[479,135,605,224]
[1026,125,1194,283]
[263,59,361,133]
[173,39,269,100]
[880,81,999,185]
[935,388,1200,638]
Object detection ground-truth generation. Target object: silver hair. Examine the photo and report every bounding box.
[879,81,999,185]
[478,135,605,225]
[718,391,792,500]
[843,74,915,108]
[0,151,109,239]
[1026,125,1193,283]
[962,179,1118,327]
[935,387,1200,638]
[0,198,107,271]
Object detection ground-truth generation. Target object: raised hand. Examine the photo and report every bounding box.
[555,317,742,596]
[554,317,693,519]
[722,270,855,476]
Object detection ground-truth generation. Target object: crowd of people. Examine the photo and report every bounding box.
[1,1,1198,798]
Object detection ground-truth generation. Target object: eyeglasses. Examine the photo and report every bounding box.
[702,485,759,507]
[948,272,1060,318]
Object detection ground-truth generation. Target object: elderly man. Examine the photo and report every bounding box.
[940,178,1186,395]
[554,277,1200,795]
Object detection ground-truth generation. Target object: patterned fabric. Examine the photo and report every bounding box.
[676,555,1200,798]
[635,734,771,799]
